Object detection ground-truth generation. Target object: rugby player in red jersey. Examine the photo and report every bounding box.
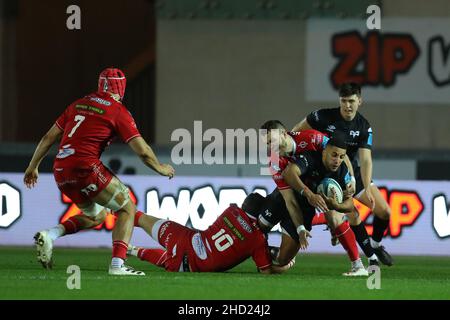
[126,193,295,274]
[24,68,174,275]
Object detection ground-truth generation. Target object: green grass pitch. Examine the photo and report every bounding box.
[1,246,450,300]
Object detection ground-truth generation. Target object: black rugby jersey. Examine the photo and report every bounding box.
[306,107,372,166]
[294,151,352,193]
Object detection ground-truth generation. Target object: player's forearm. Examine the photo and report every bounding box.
[285,199,305,228]
[360,157,373,190]
[289,176,314,200]
[28,135,55,169]
[262,260,295,274]
[139,145,163,173]
[343,155,354,177]
[283,167,311,196]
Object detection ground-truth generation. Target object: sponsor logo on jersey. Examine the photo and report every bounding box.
[89,97,112,106]
[56,179,77,187]
[313,111,319,121]
[350,130,360,138]
[223,217,246,239]
[236,215,253,234]
[344,172,352,185]
[327,125,336,132]
[264,209,272,217]
[56,144,75,159]
[322,135,330,148]
[191,233,208,260]
[76,104,105,114]
[299,141,308,149]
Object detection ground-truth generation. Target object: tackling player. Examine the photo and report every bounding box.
[292,82,393,266]
[23,67,174,275]
[127,193,295,274]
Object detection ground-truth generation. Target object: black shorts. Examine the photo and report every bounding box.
[261,189,316,242]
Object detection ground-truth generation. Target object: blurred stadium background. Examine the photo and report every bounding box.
[1,0,450,296]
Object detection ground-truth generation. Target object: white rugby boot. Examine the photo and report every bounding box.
[342,259,369,277]
[108,264,145,276]
[34,230,54,269]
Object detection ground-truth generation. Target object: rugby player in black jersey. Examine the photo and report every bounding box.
[292,82,393,266]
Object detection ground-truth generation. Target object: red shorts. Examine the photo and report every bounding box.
[157,221,196,272]
[53,162,114,205]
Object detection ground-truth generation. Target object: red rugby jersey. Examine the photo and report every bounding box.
[53,92,140,167]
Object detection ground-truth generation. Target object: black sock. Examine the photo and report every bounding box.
[351,222,375,258]
[372,216,389,243]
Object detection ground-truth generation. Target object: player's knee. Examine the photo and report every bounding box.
[80,202,104,218]
[346,210,360,225]
[327,210,346,229]
[325,210,338,228]
[92,210,107,225]
[384,205,391,219]
[105,184,132,212]
[379,204,391,220]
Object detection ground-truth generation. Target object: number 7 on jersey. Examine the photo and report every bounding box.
[68,115,86,138]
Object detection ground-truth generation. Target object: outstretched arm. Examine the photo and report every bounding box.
[128,137,174,178]
[279,189,312,250]
[24,124,63,188]
[259,259,296,274]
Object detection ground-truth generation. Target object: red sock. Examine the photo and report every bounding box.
[112,240,128,260]
[138,248,167,267]
[312,213,327,226]
[62,216,83,234]
[134,210,144,227]
[335,221,359,261]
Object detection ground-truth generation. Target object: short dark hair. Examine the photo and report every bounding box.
[242,193,267,218]
[260,120,286,131]
[327,132,347,150]
[339,82,361,97]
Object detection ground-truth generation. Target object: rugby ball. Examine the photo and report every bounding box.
[316,178,343,203]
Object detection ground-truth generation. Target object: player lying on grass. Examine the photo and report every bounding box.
[126,194,295,274]
[280,132,368,276]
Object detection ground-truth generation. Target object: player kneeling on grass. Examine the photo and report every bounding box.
[127,194,295,274]
[282,133,368,276]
